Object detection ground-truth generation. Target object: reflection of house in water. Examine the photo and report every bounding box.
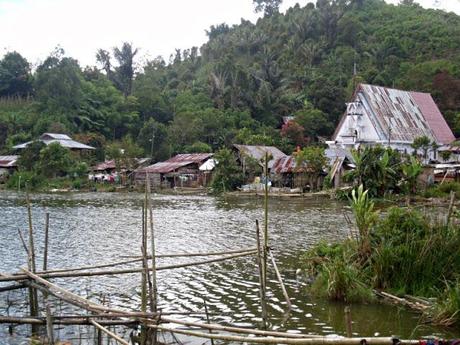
[0,155,19,182]
[135,153,214,189]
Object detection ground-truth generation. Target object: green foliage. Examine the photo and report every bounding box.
[17,141,45,171]
[431,280,460,326]
[106,136,143,171]
[350,185,379,258]
[38,143,73,178]
[0,51,32,97]
[370,207,460,296]
[1,0,460,165]
[6,171,43,190]
[211,148,244,193]
[345,146,423,197]
[184,142,212,153]
[302,204,460,325]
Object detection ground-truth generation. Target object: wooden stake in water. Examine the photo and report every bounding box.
[25,191,39,334]
[146,175,158,313]
[45,304,54,345]
[256,220,268,330]
[43,213,50,271]
[263,152,269,289]
[204,299,215,345]
[344,306,352,337]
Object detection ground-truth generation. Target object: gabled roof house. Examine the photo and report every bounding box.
[328,84,455,160]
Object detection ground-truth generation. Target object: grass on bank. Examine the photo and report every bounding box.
[301,185,460,326]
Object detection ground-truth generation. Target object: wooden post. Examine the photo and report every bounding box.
[263,152,269,290]
[43,213,50,271]
[344,306,352,337]
[446,190,455,226]
[45,304,54,345]
[146,175,157,313]
[25,191,39,335]
[268,251,291,310]
[256,220,268,329]
[204,299,215,345]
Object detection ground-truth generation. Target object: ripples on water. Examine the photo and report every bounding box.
[0,191,457,344]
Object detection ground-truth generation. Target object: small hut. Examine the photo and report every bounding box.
[135,153,213,189]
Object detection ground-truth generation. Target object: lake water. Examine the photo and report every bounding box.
[0,191,458,344]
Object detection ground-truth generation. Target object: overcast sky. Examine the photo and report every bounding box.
[0,0,459,68]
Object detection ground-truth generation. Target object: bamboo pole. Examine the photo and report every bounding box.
[1,251,256,282]
[43,213,50,271]
[0,316,138,326]
[148,178,158,314]
[90,320,129,345]
[203,299,215,345]
[24,247,257,276]
[255,220,268,329]
[263,151,269,290]
[148,324,418,345]
[268,251,292,310]
[156,316,320,338]
[45,304,54,345]
[25,191,39,334]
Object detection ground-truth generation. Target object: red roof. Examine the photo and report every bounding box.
[411,92,455,145]
[271,155,310,174]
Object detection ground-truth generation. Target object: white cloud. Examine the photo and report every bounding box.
[0,0,458,68]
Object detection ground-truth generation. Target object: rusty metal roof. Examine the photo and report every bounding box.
[233,144,286,169]
[410,91,455,144]
[271,156,297,174]
[0,155,19,168]
[138,153,213,174]
[333,84,455,145]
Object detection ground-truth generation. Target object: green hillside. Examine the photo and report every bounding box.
[1,0,459,159]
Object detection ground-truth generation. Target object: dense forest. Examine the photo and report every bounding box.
[1,0,460,162]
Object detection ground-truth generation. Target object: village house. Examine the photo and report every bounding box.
[13,133,95,152]
[134,153,214,189]
[327,84,455,161]
[91,158,151,184]
[0,155,19,182]
[233,144,287,179]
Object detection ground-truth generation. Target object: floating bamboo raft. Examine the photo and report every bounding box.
[0,170,421,345]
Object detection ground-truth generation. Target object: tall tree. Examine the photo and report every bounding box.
[0,51,32,97]
[253,0,282,16]
[113,42,139,97]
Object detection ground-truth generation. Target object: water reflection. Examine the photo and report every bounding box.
[0,191,458,344]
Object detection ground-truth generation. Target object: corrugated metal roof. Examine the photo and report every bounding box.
[411,92,455,145]
[165,153,213,163]
[93,160,116,171]
[40,133,72,140]
[333,84,455,145]
[13,134,95,150]
[271,156,297,174]
[93,158,152,171]
[325,148,354,164]
[138,153,213,174]
[0,155,19,168]
[234,144,287,169]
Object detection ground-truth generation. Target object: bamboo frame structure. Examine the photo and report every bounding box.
[0,192,426,345]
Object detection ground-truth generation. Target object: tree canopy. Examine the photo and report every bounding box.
[0,0,459,159]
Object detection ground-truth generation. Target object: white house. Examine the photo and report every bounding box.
[327,84,455,161]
